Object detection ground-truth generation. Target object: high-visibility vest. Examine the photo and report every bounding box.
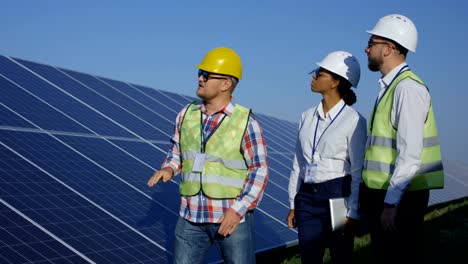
[179,101,250,198]
[362,70,444,190]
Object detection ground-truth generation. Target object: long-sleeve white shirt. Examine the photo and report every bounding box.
[288,99,367,219]
[376,63,431,205]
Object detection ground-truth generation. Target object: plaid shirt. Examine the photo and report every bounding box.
[162,101,268,223]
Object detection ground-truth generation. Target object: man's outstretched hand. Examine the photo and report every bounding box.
[147,167,174,187]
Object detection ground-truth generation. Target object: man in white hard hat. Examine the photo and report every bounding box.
[361,14,444,264]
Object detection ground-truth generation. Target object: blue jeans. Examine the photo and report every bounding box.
[173,212,255,264]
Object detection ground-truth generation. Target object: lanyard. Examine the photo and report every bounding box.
[312,103,346,160]
[200,111,225,152]
[369,65,409,132]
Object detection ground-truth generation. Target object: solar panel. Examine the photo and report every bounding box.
[1,54,465,263]
[0,55,299,263]
[0,201,89,263]
[0,140,169,263]
[429,160,468,205]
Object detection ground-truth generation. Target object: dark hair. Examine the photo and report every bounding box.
[393,41,408,57]
[337,80,357,106]
[381,36,409,57]
[324,69,357,106]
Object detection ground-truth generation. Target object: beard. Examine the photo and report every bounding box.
[367,57,381,72]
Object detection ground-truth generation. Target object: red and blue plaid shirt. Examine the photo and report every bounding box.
[162,101,268,223]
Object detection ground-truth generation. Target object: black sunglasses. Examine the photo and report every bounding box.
[309,68,326,79]
[198,70,229,82]
[309,68,320,76]
[367,40,390,49]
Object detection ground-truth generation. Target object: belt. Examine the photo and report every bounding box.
[300,175,351,195]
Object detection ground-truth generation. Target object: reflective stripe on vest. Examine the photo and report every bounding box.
[362,70,444,190]
[179,101,250,198]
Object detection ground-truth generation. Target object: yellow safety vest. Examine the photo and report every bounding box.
[362,70,444,190]
[179,101,250,198]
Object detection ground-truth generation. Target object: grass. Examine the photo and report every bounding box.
[256,196,468,264]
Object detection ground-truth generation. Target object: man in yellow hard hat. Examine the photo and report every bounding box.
[361,14,444,264]
[147,47,269,264]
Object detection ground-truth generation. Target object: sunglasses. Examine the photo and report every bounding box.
[367,40,390,48]
[198,69,229,82]
[309,68,327,79]
[309,68,320,77]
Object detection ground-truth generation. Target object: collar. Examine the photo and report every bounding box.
[193,101,234,116]
[316,99,345,120]
[379,62,408,90]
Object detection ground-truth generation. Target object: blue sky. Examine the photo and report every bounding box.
[2,0,467,161]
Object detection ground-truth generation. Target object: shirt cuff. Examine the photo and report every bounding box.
[347,208,360,220]
[230,201,248,219]
[161,164,177,175]
[384,186,403,205]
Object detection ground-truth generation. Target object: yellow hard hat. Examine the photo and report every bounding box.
[196,47,242,80]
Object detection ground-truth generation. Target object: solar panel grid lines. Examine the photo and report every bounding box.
[141,85,194,108]
[95,77,177,124]
[0,153,172,263]
[0,62,170,159]
[0,141,174,263]
[256,113,298,141]
[0,55,302,262]
[263,173,289,192]
[267,154,294,174]
[25,56,292,194]
[2,54,465,263]
[0,91,168,164]
[259,128,295,154]
[251,119,297,167]
[0,128,212,262]
[0,56,136,139]
[131,83,192,109]
[255,113,297,143]
[12,57,169,142]
[54,66,173,139]
[2,128,179,218]
[122,82,181,116]
[445,171,468,188]
[0,138,173,246]
[48,136,181,204]
[429,171,468,205]
[125,79,187,112]
[0,73,90,133]
[0,199,96,264]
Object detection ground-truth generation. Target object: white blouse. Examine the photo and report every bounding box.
[288,99,367,219]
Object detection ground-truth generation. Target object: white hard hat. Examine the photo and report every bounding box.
[367,14,418,52]
[316,51,361,88]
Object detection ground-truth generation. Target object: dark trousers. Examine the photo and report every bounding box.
[294,176,353,264]
[361,185,429,264]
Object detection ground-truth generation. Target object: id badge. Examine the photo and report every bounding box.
[192,153,206,173]
[304,162,318,183]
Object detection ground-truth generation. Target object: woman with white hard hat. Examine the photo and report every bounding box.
[287,51,367,263]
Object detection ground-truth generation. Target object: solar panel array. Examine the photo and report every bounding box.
[0,55,301,264]
[0,55,466,263]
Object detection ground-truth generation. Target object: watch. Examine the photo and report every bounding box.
[384,202,396,208]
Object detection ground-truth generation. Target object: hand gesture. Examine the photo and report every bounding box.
[147,167,174,187]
